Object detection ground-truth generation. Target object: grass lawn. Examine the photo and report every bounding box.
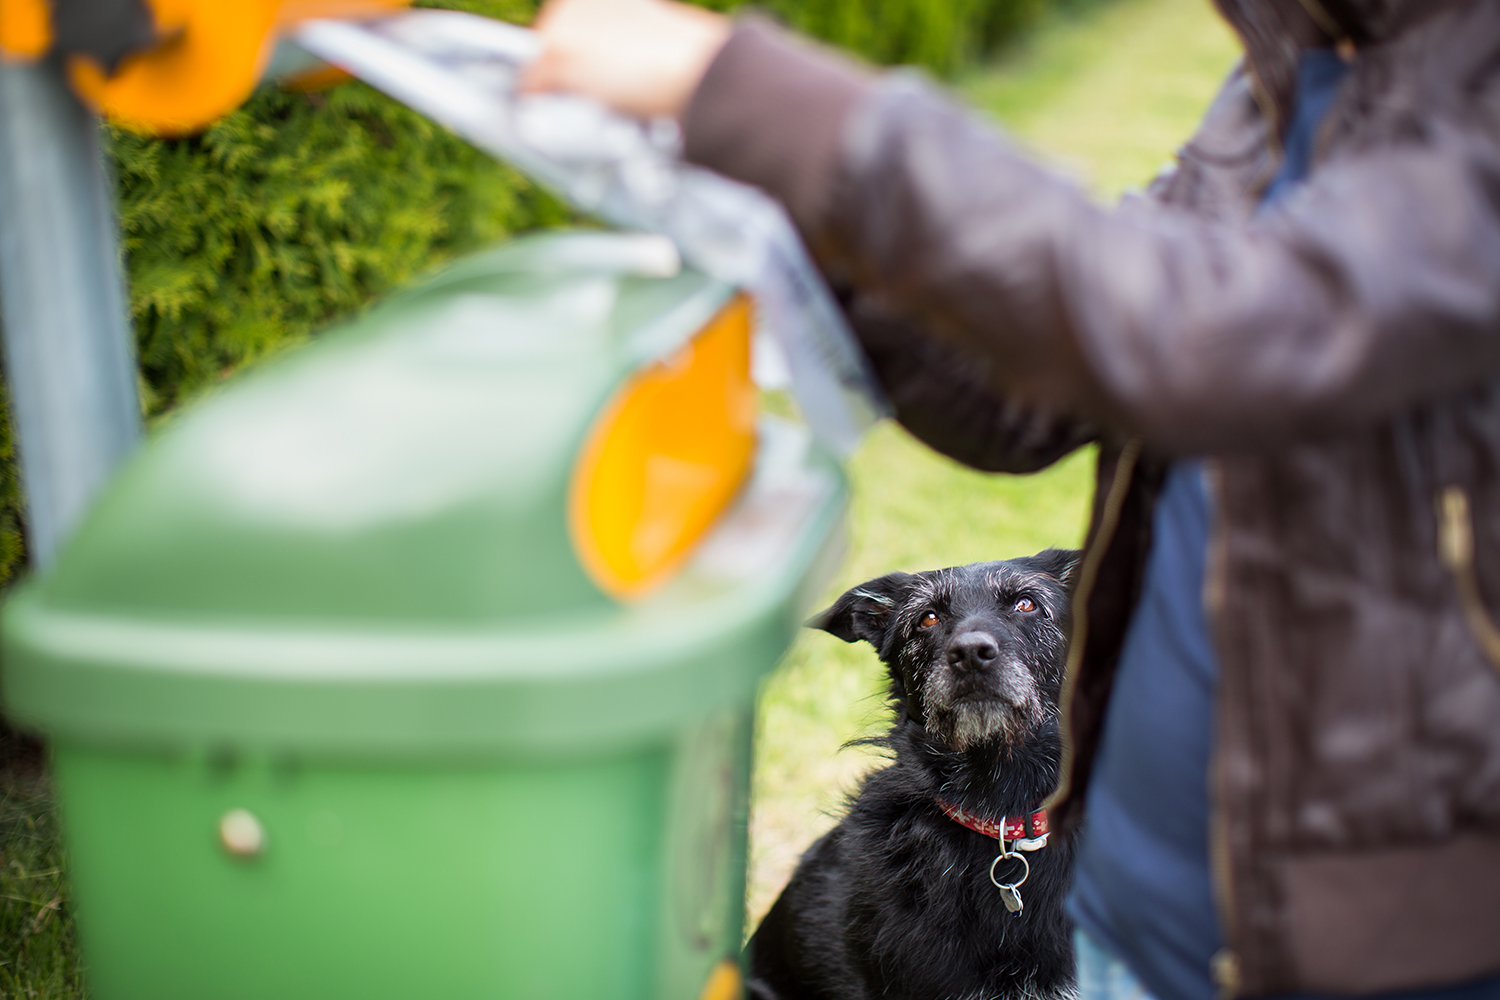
[0,737,80,998]
[0,0,1240,993]
[744,0,1240,929]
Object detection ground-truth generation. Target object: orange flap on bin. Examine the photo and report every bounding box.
[0,0,53,60]
[570,295,758,600]
[64,0,407,136]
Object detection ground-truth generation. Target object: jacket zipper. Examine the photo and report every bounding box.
[1436,485,1500,675]
[1049,438,1141,810]
[1202,459,1242,999]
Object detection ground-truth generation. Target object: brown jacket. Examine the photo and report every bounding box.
[682,1,1500,995]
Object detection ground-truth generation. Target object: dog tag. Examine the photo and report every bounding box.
[990,849,1030,916]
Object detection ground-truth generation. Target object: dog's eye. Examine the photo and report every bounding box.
[1013,597,1037,613]
[918,611,939,629]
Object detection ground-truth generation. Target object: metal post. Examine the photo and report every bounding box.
[0,57,141,569]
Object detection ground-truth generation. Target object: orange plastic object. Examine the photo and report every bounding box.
[66,0,407,136]
[698,960,744,1000]
[279,62,353,92]
[570,295,758,600]
[0,0,52,60]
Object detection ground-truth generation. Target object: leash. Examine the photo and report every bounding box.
[935,799,1049,916]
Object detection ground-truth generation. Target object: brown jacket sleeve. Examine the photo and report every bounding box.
[683,19,1500,454]
[684,20,1096,472]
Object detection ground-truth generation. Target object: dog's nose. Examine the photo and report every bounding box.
[947,632,1000,671]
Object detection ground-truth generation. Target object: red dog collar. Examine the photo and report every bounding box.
[936,799,1050,847]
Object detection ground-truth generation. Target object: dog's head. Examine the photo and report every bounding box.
[812,549,1080,753]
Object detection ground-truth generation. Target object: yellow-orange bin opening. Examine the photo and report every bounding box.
[570,294,758,600]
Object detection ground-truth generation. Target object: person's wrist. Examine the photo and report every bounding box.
[524,0,731,121]
[652,3,732,121]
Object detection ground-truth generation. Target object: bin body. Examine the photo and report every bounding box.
[1,232,846,999]
[53,711,749,999]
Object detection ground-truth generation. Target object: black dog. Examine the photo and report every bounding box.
[747,549,1081,1000]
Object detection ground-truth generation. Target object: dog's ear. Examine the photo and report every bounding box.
[1031,547,1083,591]
[808,572,914,646]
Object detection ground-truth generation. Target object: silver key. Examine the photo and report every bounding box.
[999,885,1024,914]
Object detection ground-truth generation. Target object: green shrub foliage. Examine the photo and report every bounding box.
[753,0,1048,75]
[0,0,1053,587]
[115,82,569,416]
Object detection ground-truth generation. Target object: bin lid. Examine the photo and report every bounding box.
[1,232,846,759]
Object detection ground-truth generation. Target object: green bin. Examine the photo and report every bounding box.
[0,231,846,999]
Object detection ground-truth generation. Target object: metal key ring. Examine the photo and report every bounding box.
[989,850,1030,890]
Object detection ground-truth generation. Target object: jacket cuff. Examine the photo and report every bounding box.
[682,17,873,232]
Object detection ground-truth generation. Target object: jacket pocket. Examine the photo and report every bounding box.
[1436,485,1500,675]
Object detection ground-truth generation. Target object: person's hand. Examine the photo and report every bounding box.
[523,0,732,120]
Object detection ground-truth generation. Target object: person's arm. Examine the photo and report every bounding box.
[527,1,1098,472]
[841,295,1098,472]
[685,21,1500,452]
[530,3,1500,454]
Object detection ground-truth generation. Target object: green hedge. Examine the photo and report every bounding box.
[117,76,567,417]
[0,0,1055,587]
[697,0,1048,76]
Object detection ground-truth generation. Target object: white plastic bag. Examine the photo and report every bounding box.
[293,10,888,456]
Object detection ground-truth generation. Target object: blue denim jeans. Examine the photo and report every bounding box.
[1076,929,1158,1000]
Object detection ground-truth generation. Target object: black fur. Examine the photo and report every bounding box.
[746,549,1082,1000]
